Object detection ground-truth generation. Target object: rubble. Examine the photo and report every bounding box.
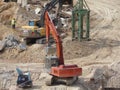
[26,4,31,11]
[17,42,27,52]
[60,11,72,18]
[35,7,41,14]
[0,35,27,52]
[106,61,120,88]
[5,35,19,47]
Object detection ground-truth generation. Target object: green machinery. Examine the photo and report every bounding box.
[72,0,90,41]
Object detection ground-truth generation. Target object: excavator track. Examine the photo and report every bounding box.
[66,76,78,86]
[45,74,53,86]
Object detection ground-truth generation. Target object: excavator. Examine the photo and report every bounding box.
[44,11,82,86]
[44,11,82,85]
[20,0,63,44]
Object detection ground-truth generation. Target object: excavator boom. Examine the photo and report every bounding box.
[39,0,62,27]
[45,11,64,65]
[44,12,82,79]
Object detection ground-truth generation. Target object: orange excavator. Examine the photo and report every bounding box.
[44,11,82,85]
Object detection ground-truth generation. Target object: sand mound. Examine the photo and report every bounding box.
[0,2,18,24]
[63,39,95,60]
[0,44,46,63]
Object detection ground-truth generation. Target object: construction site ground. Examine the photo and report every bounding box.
[0,0,120,90]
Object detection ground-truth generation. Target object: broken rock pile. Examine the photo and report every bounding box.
[0,35,26,52]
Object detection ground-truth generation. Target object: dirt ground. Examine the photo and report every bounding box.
[0,0,120,90]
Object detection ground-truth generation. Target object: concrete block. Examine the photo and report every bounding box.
[6,40,13,47]
[18,43,27,52]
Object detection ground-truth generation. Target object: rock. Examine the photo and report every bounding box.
[35,7,41,14]
[0,35,26,51]
[60,18,69,28]
[17,43,27,52]
[60,11,72,18]
[26,4,31,11]
[5,35,14,41]
[6,40,13,47]
[86,68,104,81]
[3,35,19,48]
[60,33,67,39]
[106,61,120,88]
[39,73,48,80]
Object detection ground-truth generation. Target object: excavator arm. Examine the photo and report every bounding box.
[45,11,64,65]
[39,0,63,27]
